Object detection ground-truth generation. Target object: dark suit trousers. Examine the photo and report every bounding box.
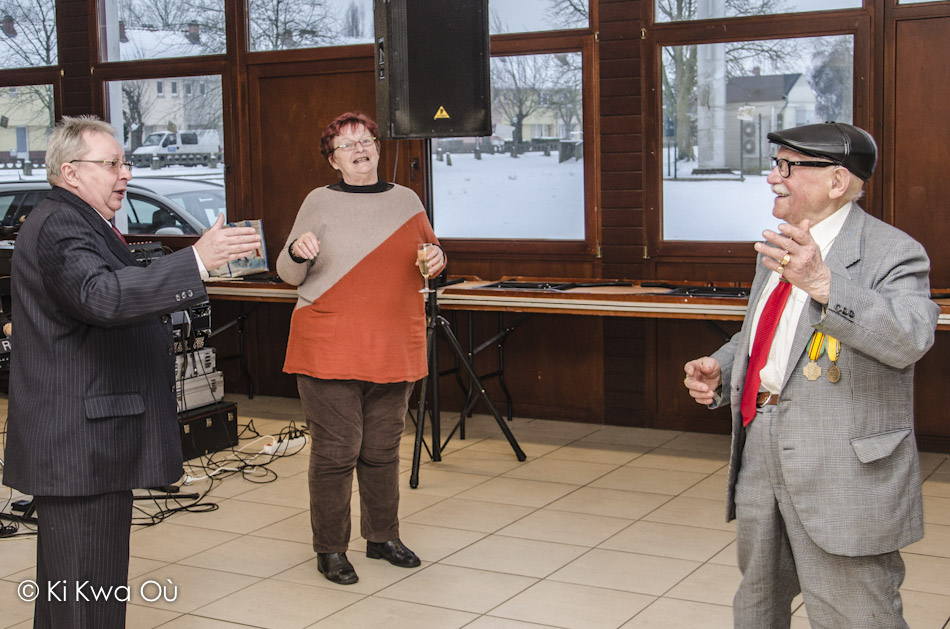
[33,491,133,629]
[298,376,412,554]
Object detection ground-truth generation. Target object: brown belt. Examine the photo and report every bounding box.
[756,391,779,407]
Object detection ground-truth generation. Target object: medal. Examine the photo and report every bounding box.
[826,336,841,383]
[804,331,825,381]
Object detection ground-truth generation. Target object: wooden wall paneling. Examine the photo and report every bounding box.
[598,0,651,428]
[57,0,93,116]
[249,303,297,398]
[654,319,735,434]
[208,300,298,400]
[432,311,604,423]
[886,8,950,452]
[603,317,651,426]
[914,330,950,453]
[598,0,644,283]
[889,17,950,287]
[655,260,752,284]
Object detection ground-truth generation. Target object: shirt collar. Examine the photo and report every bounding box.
[809,201,851,258]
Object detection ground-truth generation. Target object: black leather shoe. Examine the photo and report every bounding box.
[366,539,421,568]
[317,552,358,585]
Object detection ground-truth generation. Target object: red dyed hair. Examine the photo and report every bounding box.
[319,111,380,159]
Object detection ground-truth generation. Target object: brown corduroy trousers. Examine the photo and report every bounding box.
[297,375,413,553]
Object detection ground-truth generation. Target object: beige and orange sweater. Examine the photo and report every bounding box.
[277,181,439,383]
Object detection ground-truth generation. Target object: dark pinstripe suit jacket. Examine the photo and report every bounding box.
[2,186,207,496]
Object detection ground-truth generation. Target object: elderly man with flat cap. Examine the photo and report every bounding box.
[683,122,939,628]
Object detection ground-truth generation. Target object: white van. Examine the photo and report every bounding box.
[133,130,221,157]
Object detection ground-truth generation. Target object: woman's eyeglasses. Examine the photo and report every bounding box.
[331,137,377,153]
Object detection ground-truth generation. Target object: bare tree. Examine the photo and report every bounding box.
[809,37,853,124]
[122,0,226,54]
[247,0,339,50]
[544,53,583,139]
[0,0,57,129]
[492,54,551,148]
[181,76,223,130]
[658,0,799,161]
[546,0,589,28]
[122,80,157,151]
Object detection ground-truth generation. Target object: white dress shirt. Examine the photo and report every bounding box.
[748,202,851,393]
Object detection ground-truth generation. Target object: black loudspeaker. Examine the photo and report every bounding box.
[374,0,491,139]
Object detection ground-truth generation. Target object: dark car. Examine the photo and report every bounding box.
[0,177,226,236]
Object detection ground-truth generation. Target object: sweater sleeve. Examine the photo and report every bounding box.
[276,189,322,286]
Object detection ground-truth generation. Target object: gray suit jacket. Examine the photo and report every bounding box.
[2,186,207,496]
[711,206,939,557]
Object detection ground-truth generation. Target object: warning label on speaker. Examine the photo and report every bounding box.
[434,106,451,120]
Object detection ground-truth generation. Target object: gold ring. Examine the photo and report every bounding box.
[683,376,689,385]
[776,265,785,275]
[780,252,791,266]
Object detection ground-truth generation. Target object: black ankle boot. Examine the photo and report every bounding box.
[317,552,358,584]
[366,539,421,568]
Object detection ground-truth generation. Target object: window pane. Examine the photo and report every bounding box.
[433,52,584,240]
[490,0,589,34]
[0,0,57,69]
[661,35,853,241]
[248,0,373,52]
[0,84,54,175]
[655,0,860,23]
[104,76,226,233]
[99,0,226,60]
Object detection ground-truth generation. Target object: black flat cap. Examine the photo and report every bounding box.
[767,122,877,181]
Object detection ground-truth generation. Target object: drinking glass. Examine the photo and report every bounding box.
[417,243,434,293]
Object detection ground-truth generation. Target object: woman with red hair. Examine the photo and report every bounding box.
[277,111,445,585]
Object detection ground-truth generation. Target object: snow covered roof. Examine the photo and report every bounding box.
[726,73,803,103]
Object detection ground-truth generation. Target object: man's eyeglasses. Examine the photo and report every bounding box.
[70,159,133,172]
[771,157,838,178]
[331,137,377,153]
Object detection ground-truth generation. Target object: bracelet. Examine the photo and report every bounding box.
[288,242,308,264]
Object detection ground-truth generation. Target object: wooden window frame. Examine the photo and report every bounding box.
[642,8,872,260]
[435,28,602,258]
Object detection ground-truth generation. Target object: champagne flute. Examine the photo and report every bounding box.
[417,243,434,293]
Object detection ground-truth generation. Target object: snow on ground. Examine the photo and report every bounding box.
[432,150,584,240]
[664,175,779,241]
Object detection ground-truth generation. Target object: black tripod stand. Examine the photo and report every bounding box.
[409,279,526,488]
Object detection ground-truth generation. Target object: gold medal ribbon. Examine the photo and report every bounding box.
[807,331,826,361]
[826,336,840,362]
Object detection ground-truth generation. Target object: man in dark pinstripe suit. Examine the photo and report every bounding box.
[2,116,261,629]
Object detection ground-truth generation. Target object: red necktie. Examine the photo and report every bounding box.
[740,279,793,426]
[110,222,128,245]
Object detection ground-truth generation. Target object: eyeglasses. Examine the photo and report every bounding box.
[70,158,133,172]
[771,157,838,178]
[331,137,377,153]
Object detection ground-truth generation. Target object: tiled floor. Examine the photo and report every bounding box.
[1,393,949,629]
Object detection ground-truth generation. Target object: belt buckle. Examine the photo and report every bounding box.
[757,391,777,407]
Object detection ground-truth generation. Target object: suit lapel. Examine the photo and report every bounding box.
[780,206,866,389]
[55,188,138,266]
